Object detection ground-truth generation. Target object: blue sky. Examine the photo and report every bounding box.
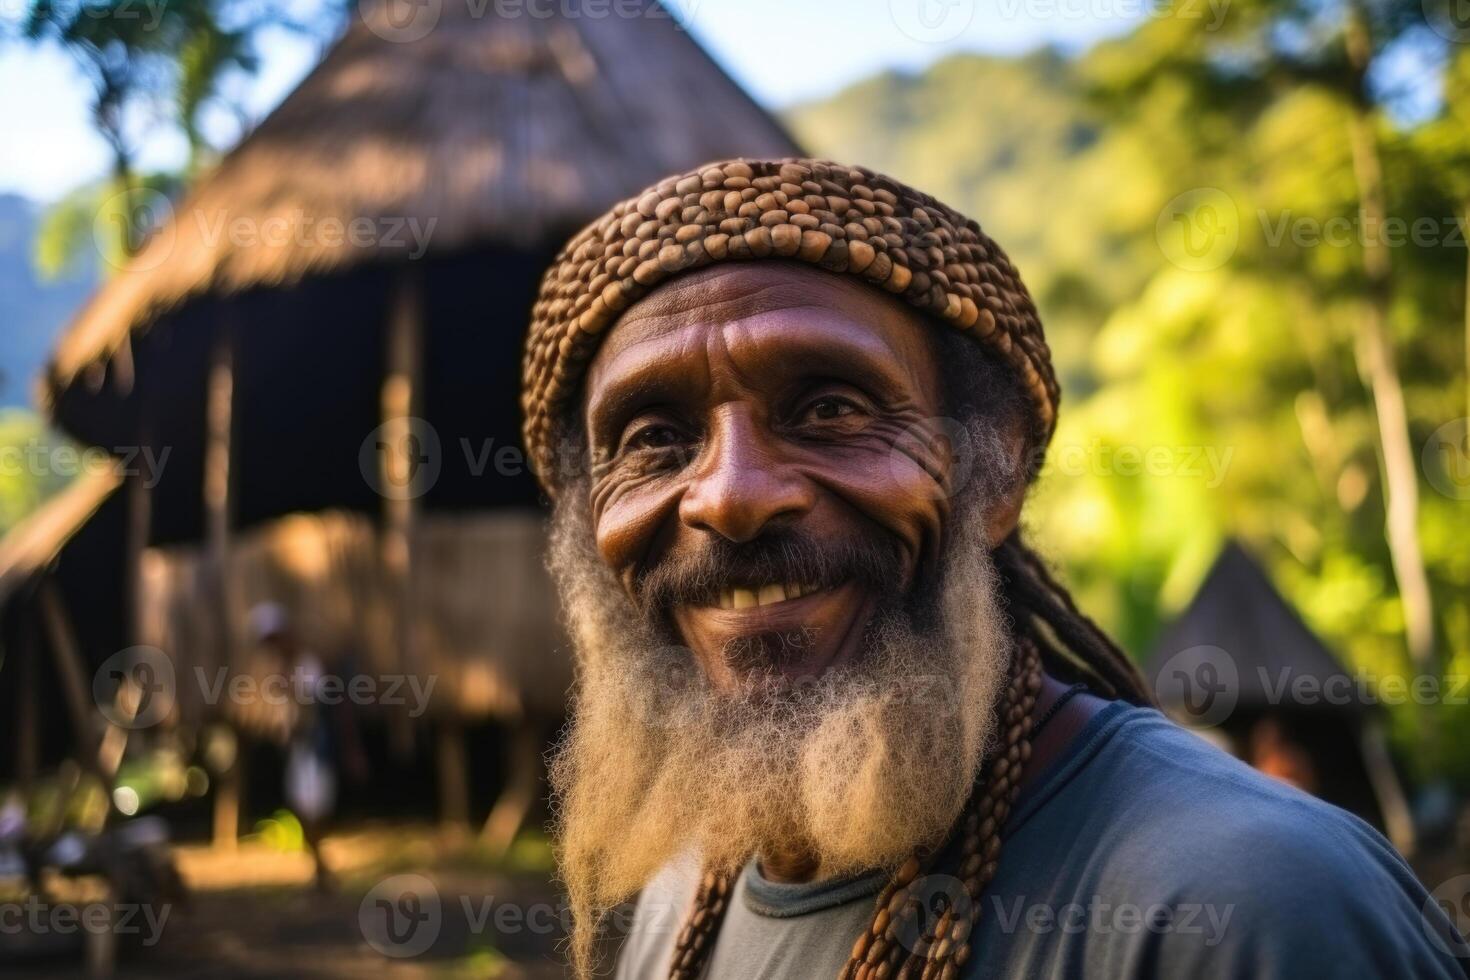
[0,0,1145,203]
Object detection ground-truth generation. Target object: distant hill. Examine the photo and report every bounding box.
[0,193,94,408]
[784,49,1159,385]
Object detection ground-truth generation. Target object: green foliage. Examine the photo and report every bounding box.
[15,0,341,262]
[789,7,1469,785]
[32,172,181,279]
[0,410,75,534]
[251,808,308,852]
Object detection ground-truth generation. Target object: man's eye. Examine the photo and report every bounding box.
[802,397,861,423]
[625,424,685,451]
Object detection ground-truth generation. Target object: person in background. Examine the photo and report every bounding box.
[247,602,366,891]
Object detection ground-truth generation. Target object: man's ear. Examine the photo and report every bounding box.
[982,422,1030,548]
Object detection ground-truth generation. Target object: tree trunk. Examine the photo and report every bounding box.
[97,88,138,260]
[1343,10,1436,668]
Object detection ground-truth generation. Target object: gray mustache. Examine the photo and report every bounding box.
[634,529,905,614]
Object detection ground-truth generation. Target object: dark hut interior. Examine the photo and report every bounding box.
[8,0,801,847]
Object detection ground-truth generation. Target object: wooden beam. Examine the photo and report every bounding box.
[37,579,106,794]
[1359,719,1416,856]
[205,327,238,672]
[382,267,425,757]
[437,723,469,833]
[481,723,543,857]
[125,465,151,652]
[15,616,38,797]
[205,326,242,852]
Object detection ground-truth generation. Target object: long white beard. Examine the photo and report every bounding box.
[546,483,1013,974]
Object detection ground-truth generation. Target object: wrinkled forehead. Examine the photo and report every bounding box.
[582,262,942,416]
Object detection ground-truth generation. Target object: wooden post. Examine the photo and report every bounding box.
[206,328,242,851]
[383,267,425,759]
[37,580,110,807]
[15,617,38,797]
[437,723,470,834]
[481,723,543,857]
[125,464,151,655]
[1359,719,1416,856]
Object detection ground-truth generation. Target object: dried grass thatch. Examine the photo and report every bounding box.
[141,509,569,732]
[0,468,123,606]
[45,0,798,406]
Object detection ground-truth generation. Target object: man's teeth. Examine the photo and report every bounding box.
[718,583,820,610]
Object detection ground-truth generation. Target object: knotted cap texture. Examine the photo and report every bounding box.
[521,158,1058,494]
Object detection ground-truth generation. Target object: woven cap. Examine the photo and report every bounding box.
[521,158,1058,494]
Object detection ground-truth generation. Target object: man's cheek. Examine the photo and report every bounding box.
[593,482,683,591]
[812,465,946,585]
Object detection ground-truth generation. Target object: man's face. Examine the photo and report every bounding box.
[582,263,957,691]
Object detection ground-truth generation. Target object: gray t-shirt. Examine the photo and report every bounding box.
[616,702,1469,979]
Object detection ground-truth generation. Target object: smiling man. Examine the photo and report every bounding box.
[520,160,1467,979]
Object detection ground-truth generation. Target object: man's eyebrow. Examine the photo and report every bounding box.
[586,368,699,438]
[586,312,915,437]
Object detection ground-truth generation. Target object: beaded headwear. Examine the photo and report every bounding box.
[521,158,1057,493]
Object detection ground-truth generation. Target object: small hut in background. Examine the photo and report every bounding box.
[1147,540,1415,852]
[29,0,800,845]
[0,470,126,797]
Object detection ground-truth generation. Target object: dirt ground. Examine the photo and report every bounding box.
[7,822,1464,977]
[5,824,571,979]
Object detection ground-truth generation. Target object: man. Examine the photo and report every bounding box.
[519,159,1467,978]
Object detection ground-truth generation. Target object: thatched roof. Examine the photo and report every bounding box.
[45,0,797,406]
[1147,540,1368,715]
[0,469,123,605]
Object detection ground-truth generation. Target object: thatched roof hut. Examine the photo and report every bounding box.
[33,0,799,719]
[1147,540,1414,851]
[45,0,797,454]
[14,0,799,835]
[0,470,128,785]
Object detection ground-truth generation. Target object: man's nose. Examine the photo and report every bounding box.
[679,409,814,543]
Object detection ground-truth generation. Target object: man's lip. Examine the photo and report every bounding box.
[680,581,860,631]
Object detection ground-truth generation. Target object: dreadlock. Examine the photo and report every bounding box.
[993,533,1153,706]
